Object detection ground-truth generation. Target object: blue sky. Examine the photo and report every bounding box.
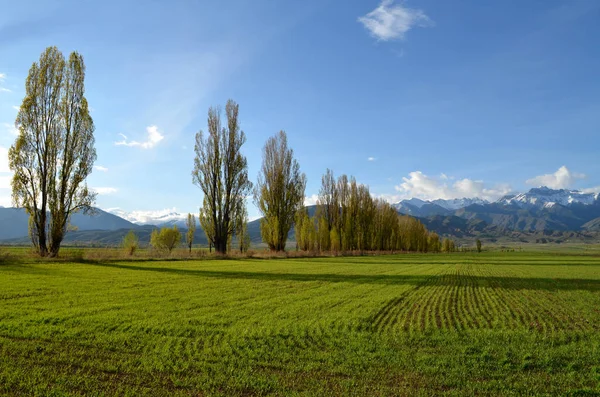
[1,0,599,220]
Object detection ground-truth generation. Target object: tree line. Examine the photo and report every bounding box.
[293,170,453,253]
[9,47,455,257]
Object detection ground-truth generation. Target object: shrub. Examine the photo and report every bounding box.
[122,230,139,256]
[150,226,182,254]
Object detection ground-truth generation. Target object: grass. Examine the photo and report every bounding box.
[0,252,599,396]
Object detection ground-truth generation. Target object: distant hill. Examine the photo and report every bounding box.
[0,225,212,247]
[0,207,137,240]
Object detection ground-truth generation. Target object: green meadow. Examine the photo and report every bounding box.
[0,252,599,396]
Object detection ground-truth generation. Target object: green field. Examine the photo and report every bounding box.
[0,252,599,396]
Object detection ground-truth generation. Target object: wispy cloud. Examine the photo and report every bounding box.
[94,165,108,172]
[526,166,585,189]
[12,105,19,111]
[2,123,18,136]
[115,125,164,149]
[392,171,512,202]
[105,207,185,224]
[358,0,433,41]
[92,187,118,195]
[582,186,600,194]
[0,73,11,93]
[368,157,376,161]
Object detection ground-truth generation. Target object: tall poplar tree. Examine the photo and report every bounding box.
[186,213,196,253]
[254,131,306,251]
[193,100,252,254]
[9,47,96,257]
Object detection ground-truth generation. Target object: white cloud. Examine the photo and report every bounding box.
[0,88,10,93]
[304,194,319,206]
[368,157,376,161]
[582,186,600,194]
[12,105,19,111]
[94,165,108,172]
[394,171,512,202]
[0,146,9,173]
[2,123,18,136]
[0,195,11,207]
[92,187,118,195]
[0,145,12,206]
[0,73,5,81]
[114,125,164,149]
[358,0,433,41]
[0,175,11,190]
[526,166,585,189]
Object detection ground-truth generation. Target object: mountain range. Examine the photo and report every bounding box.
[1,187,600,246]
[393,187,600,241]
[0,207,137,241]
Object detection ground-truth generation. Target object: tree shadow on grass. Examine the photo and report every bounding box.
[87,262,600,292]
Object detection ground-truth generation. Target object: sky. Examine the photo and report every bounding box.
[1,0,599,220]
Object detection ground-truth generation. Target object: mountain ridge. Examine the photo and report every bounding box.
[2,187,600,245]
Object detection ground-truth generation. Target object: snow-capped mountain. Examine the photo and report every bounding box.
[105,208,188,226]
[431,197,489,210]
[393,197,489,216]
[496,187,599,209]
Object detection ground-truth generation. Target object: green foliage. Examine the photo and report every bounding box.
[299,169,449,253]
[0,252,598,395]
[317,215,330,251]
[122,230,139,256]
[193,100,252,254]
[428,232,441,253]
[442,238,457,253]
[330,227,341,253]
[9,46,96,257]
[236,205,251,253]
[254,131,306,251]
[476,239,482,253]
[294,208,314,251]
[150,226,182,254]
[186,213,196,253]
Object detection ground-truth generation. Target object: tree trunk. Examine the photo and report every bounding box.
[37,212,48,257]
[214,237,227,254]
[49,229,64,258]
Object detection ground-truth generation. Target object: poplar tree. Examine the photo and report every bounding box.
[254,131,306,251]
[9,47,96,257]
[186,213,196,253]
[236,203,250,253]
[193,100,252,254]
